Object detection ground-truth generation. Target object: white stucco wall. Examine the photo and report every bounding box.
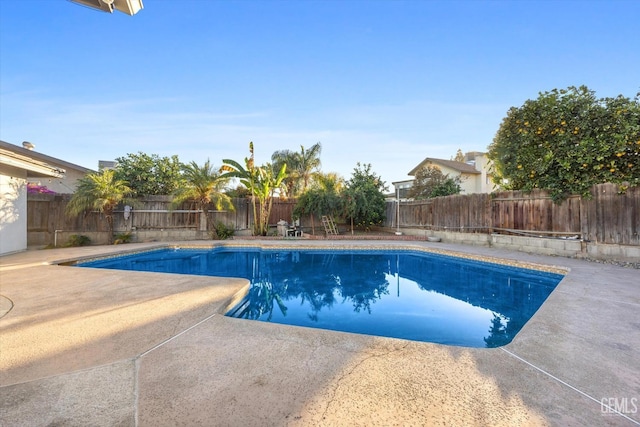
[435,165,478,195]
[0,167,28,255]
[472,155,497,193]
[457,173,477,194]
[454,155,497,194]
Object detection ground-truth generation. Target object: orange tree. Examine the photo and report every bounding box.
[341,163,386,233]
[488,86,640,201]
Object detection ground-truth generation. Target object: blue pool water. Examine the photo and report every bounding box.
[76,247,563,348]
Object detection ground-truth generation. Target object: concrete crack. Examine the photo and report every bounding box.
[319,342,410,422]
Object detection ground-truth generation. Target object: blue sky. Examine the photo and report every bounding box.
[1,0,639,187]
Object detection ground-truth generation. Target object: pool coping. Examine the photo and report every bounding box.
[1,240,638,426]
[59,240,570,275]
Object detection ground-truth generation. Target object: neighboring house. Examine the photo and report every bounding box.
[388,179,414,200]
[393,151,496,198]
[0,140,94,255]
[0,141,94,194]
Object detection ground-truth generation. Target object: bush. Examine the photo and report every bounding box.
[65,235,91,247]
[212,221,235,240]
[114,232,133,244]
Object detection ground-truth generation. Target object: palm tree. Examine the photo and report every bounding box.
[222,142,287,236]
[172,160,234,231]
[314,171,344,193]
[297,142,322,194]
[65,169,134,244]
[271,142,322,197]
[271,148,298,198]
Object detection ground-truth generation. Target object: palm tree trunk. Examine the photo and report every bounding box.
[199,209,207,232]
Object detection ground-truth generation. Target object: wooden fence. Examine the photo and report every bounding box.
[583,183,640,245]
[28,195,198,234]
[384,183,639,245]
[27,183,639,246]
[27,194,297,245]
[388,193,492,233]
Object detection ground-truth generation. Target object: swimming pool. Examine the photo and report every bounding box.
[76,246,564,348]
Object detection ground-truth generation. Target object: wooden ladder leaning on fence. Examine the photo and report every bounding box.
[321,215,339,236]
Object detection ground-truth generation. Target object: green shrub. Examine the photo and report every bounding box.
[65,235,91,247]
[114,232,133,244]
[212,221,235,240]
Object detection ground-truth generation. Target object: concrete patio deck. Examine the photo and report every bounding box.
[0,240,638,426]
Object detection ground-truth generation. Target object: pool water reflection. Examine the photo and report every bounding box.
[77,247,564,348]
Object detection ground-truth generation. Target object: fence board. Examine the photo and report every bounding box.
[583,183,640,245]
[268,200,297,225]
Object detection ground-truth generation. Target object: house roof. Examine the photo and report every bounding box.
[391,179,415,186]
[0,140,94,178]
[70,0,143,15]
[408,157,480,176]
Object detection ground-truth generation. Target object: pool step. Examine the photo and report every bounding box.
[226,298,251,318]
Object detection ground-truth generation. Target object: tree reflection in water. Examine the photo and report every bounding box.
[484,313,511,348]
[225,249,562,348]
[77,247,562,347]
[330,254,390,314]
[237,252,390,321]
[242,279,288,321]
